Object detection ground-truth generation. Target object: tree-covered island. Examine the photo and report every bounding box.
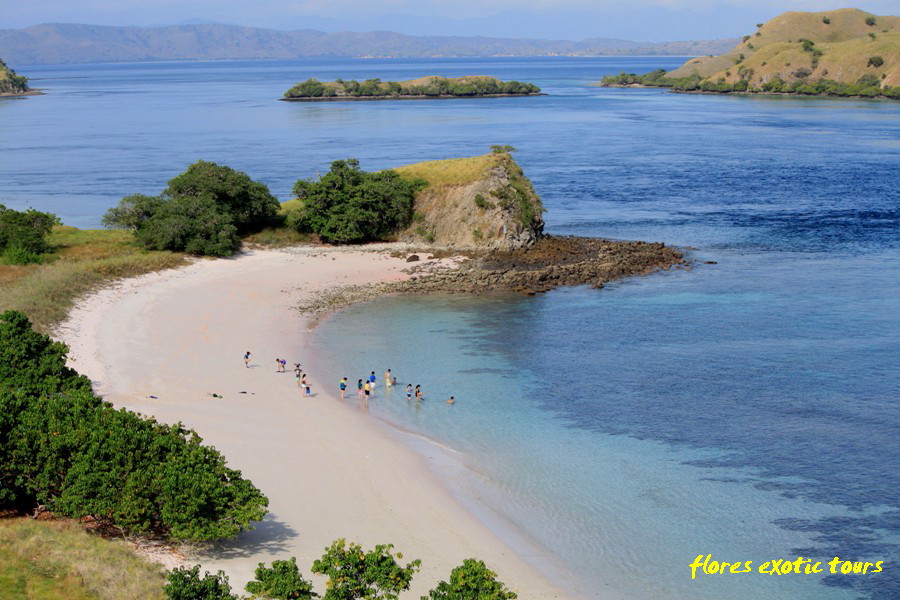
[0,58,31,95]
[282,75,541,101]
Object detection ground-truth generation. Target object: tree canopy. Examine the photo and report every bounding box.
[0,204,59,263]
[103,161,280,256]
[291,159,426,244]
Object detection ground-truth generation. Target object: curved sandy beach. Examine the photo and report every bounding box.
[57,247,576,598]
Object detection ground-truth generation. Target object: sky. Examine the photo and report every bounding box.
[5,0,900,41]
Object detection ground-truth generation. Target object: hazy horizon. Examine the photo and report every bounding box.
[7,1,899,42]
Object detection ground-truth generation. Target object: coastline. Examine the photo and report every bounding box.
[56,246,579,598]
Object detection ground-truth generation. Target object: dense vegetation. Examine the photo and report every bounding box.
[288,159,426,244]
[165,540,517,599]
[0,58,29,94]
[284,76,540,99]
[103,161,280,256]
[601,69,900,99]
[0,310,268,541]
[0,204,58,264]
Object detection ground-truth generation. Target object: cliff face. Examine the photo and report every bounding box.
[394,153,544,250]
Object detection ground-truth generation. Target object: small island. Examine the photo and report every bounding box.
[0,58,33,96]
[599,8,900,100]
[281,75,542,101]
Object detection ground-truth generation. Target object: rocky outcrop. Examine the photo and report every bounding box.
[396,153,544,251]
[295,236,686,321]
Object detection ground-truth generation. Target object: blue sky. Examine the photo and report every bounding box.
[6,0,900,40]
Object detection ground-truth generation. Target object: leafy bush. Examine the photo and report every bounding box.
[425,559,518,599]
[0,310,268,540]
[311,539,421,600]
[868,55,884,68]
[865,16,877,26]
[245,557,317,599]
[2,245,43,265]
[165,566,237,600]
[490,145,517,154]
[101,194,165,230]
[0,204,58,256]
[822,16,831,24]
[104,161,279,256]
[291,159,426,244]
[135,194,239,257]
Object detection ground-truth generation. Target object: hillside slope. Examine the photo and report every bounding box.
[668,9,900,87]
[395,153,544,250]
[0,58,29,94]
[602,9,900,96]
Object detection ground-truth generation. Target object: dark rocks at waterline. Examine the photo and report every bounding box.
[394,235,684,296]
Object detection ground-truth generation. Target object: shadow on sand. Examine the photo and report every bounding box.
[199,514,300,560]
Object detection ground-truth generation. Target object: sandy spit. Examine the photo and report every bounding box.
[56,246,579,599]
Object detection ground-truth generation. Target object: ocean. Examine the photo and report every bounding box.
[2,56,898,599]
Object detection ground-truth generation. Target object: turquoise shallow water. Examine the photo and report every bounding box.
[2,57,898,599]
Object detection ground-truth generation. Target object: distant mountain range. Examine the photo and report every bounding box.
[0,23,738,66]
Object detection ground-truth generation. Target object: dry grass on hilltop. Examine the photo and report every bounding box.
[0,518,166,600]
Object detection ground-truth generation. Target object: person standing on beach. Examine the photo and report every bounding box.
[363,381,371,406]
[357,379,364,401]
[406,384,412,400]
[415,385,422,401]
[243,351,251,368]
[295,369,302,388]
[275,358,281,372]
[369,371,376,393]
[339,377,348,400]
[301,372,307,389]
[385,369,392,387]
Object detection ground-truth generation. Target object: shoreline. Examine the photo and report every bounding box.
[56,245,579,598]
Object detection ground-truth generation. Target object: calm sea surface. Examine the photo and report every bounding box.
[2,57,898,599]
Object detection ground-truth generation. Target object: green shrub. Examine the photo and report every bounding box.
[162,161,279,233]
[164,566,237,600]
[292,159,426,244]
[489,145,517,154]
[472,228,483,240]
[104,161,279,256]
[0,204,58,256]
[0,311,268,540]
[245,557,317,599]
[868,55,884,67]
[474,194,493,210]
[101,194,164,230]
[135,194,239,257]
[2,245,43,265]
[822,16,831,24]
[865,16,876,26]
[311,539,420,600]
[425,559,517,599]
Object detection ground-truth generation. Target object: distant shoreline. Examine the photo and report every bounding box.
[0,89,44,98]
[279,92,545,102]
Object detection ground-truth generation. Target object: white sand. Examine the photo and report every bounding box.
[57,247,573,598]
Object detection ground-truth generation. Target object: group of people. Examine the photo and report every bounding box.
[244,352,455,405]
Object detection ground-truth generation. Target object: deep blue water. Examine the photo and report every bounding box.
[2,57,899,599]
